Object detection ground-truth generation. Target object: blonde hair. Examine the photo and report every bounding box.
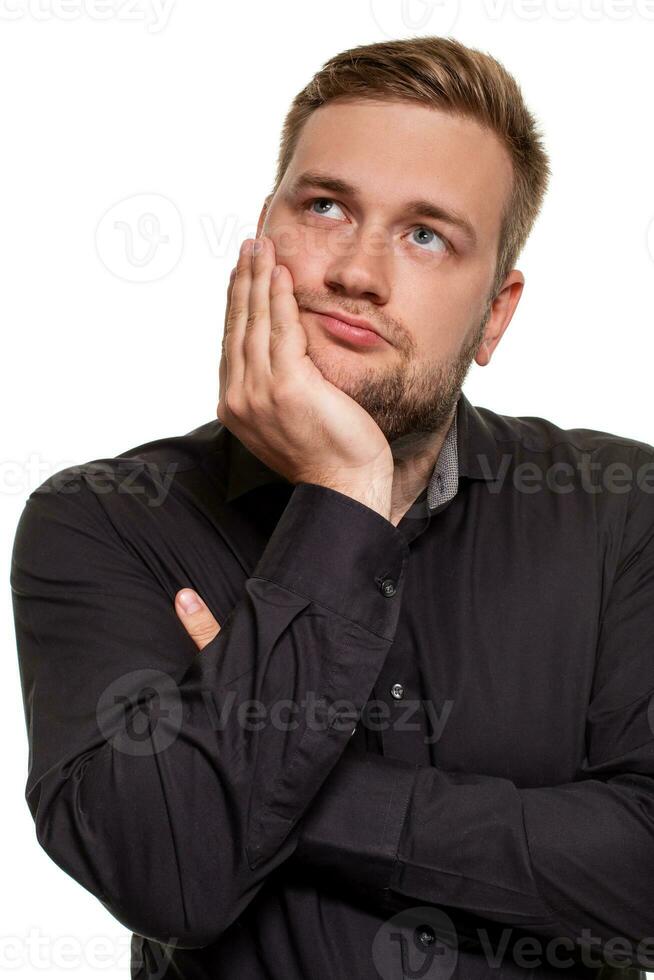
[269,36,551,300]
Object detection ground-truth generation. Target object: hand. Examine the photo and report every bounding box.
[217,235,394,518]
[174,588,220,652]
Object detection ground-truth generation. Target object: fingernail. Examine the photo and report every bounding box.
[241,239,252,256]
[252,238,264,256]
[178,589,202,614]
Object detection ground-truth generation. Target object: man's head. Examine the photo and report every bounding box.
[255,36,550,446]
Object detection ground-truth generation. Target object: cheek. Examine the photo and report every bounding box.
[268,223,304,263]
[266,211,332,264]
[419,268,485,329]
[271,236,332,288]
[410,291,475,358]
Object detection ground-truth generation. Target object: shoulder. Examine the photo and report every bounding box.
[19,417,231,512]
[475,403,654,559]
[10,418,232,585]
[477,403,654,467]
[474,405,654,504]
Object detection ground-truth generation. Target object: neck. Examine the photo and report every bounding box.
[387,407,457,526]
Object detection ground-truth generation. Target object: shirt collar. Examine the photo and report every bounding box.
[223,388,503,504]
[426,409,458,510]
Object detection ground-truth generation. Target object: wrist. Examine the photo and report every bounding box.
[295,457,394,521]
[340,482,392,520]
[317,473,393,520]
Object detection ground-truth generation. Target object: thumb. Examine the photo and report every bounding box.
[174,588,221,652]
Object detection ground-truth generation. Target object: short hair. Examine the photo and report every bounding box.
[269,36,551,300]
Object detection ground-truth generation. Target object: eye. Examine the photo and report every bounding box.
[305,197,346,220]
[409,225,450,254]
[303,198,452,255]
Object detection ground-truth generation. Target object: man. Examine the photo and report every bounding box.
[10,35,654,980]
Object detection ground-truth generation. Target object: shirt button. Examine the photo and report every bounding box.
[417,925,436,947]
[380,577,396,597]
[390,682,404,700]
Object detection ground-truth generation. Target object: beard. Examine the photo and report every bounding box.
[300,296,492,447]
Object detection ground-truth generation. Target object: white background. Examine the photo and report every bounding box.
[2,1,653,977]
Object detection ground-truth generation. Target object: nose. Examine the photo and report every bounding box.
[323,227,391,305]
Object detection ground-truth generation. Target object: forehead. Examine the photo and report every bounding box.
[286,99,514,251]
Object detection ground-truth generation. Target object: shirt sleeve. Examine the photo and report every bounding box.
[292,473,654,972]
[10,472,409,950]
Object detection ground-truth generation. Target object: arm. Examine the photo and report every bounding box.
[10,230,403,949]
[10,472,408,949]
[292,474,654,972]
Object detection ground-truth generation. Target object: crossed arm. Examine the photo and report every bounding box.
[173,488,654,973]
[11,451,654,972]
[12,233,654,968]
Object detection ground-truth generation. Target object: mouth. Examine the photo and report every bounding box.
[305,309,390,349]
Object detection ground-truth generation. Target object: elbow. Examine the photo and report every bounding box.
[27,766,249,951]
[135,894,244,950]
[31,803,237,951]
[114,910,230,952]
[33,818,233,950]
[109,883,246,950]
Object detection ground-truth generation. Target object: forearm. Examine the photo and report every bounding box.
[292,480,654,973]
[13,478,408,949]
[292,746,654,972]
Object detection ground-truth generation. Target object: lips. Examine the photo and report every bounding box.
[307,308,386,342]
[307,310,389,349]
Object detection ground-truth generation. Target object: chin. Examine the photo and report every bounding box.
[306,344,368,392]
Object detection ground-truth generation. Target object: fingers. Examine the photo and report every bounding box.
[242,235,275,388]
[221,233,302,410]
[217,346,226,421]
[223,238,254,389]
[268,260,307,374]
[174,588,221,653]
[222,264,237,347]
[218,266,237,417]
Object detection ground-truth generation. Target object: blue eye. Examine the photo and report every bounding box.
[410,226,448,253]
[304,198,451,254]
[308,198,345,220]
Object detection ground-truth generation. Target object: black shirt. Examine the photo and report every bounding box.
[10,390,654,980]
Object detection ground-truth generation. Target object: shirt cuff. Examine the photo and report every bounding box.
[252,482,410,640]
[293,748,418,893]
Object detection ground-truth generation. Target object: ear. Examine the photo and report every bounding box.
[474,270,525,368]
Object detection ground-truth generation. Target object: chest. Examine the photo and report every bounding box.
[362,489,602,788]
[134,475,604,790]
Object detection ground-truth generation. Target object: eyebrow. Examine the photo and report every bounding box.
[287,169,478,249]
